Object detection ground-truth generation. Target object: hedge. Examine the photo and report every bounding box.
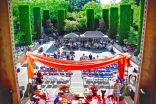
[137,0,145,54]
[118,4,131,45]
[33,7,41,39]
[86,8,94,31]
[57,9,65,35]
[19,5,32,45]
[43,10,50,29]
[102,9,109,30]
[65,9,67,19]
[109,7,118,39]
[131,9,134,26]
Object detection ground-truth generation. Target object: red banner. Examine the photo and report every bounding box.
[21,52,132,79]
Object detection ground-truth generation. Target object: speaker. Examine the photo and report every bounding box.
[19,86,25,99]
[3,89,13,104]
[140,89,151,104]
[20,90,23,99]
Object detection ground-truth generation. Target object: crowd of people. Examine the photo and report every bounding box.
[15,45,30,53]
[55,37,115,50]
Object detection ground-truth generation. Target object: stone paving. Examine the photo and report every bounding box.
[18,41,137,104]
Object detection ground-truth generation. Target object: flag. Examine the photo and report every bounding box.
[27,56,34,78]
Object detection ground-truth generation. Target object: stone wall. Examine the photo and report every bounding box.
[15,42,40,63]
[113,43,138,65]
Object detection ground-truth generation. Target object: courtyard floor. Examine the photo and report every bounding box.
[18,41,137,104]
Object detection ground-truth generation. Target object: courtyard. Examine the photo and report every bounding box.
[17,40,137,104]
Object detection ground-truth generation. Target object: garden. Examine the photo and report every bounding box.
[11,0,144,55]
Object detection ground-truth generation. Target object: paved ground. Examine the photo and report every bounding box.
[18,41,137,104]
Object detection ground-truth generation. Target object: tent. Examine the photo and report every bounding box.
[80,31,108,39]
[63,33,79,38]
[20,52,132,79]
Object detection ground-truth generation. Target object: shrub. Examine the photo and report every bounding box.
[57,9,65,35]
[102,9,109,30]
[33,7,41,39]
[118,4,131,45]
[109,7,118,39]
[19,5,32,45]
[86,8,94,31]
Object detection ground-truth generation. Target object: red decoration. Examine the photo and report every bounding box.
[59,85,69,92]
[89,85,98,93]
[22,52,131,79]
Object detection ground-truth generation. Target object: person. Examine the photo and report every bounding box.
[129,68,137,82]
[113,79,121,104]
[70,56,74,60]
[96,55,99,59]
[89,53,92,60]
[120,82,126,96]
[82,54,86,60]
[137,53,141,63]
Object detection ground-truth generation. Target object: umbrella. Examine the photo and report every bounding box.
[63,33,79,38]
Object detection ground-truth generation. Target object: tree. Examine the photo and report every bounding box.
[82,1,102,19]
[118,4,131,45]
[33,7,41,39]
[57,9,66,35]
[97,19,107,33]
[64,19,78,32]
[43,10,50,29]
[102,9,109,30]
[131,9,134,26]
[123,27,137,46]
[109,7,118,39]
[76,17,87,30]
[45,19,55,35]
[86,8,94,31]
[137,0,145,54]
[19,5,32,45]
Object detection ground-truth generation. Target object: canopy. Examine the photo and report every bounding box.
[80,31,108,39]
[20,52,132,79]
[63,33,79,38]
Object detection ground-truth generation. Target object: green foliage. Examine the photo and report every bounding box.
[137,0,145,53]
[131,9,134,26]
[118,4,131,45]
[102,9,109,30]
[57,9,65,35]
[43,10,50,28]
[82,1,102,19]
[97,19,107,33]
[33,7,41,39]
[19,5,32,45]
[109,7,118,39]
[14,31,25,46]
[77,11,86,18]
[86,8,94,31]
[64,19,78,32]
[123,27,137,46]
[45,19,55,35]
[76,17,87,30]
[120,0,140,30]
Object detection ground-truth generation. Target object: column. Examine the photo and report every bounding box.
[0,0,21,104]
[134,0,156,104]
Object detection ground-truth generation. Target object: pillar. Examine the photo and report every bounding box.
[134,0,156,104]
[0,0,21,104]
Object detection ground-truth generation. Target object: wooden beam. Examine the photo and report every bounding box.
[0,0,21,104]
[134,0,156,104]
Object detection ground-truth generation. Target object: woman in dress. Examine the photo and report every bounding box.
[113,79,121,104]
